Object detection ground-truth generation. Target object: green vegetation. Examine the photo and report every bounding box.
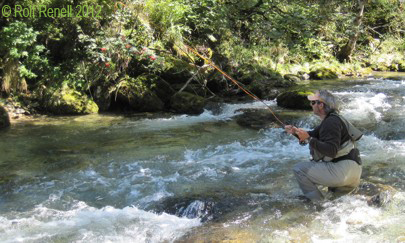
[1,0,404,114]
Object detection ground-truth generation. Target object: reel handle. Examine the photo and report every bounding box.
[292,133,308,146]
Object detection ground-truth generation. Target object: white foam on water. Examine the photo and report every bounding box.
[335,91,391,124]
[2,79,404,242]
[309,192,405,242]
[119,100,277,132]
[179,128,310,183]
[0,201,200,243]
[358,134,405,167]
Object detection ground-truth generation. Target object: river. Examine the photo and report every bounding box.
[0,75,404,242]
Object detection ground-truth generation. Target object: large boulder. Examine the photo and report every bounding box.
[170,92,205,115]
[235,64,295,99]
[42,85,99,115]
[276,91,313,110]
[309,67,339,80]
[113,75,164,112]
[158,56,196,84]
[0,105,11,129]
[246,81,282,100]
[235,108,281,130]
[284,74,302,83]
[152,77,176,105]
[355,181,398,207]
[92,85,111,112]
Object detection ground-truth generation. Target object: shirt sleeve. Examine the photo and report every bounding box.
[308,116,343,158]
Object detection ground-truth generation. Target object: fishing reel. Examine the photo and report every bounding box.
[292,133,309,146]
[285,125,308,146]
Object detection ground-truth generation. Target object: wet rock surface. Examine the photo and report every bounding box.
[309,67,339,80]
[170,92,206,115]
[234,108,281,130]
[276,91,313,110]
[1,97,38,121]
[355,181,398,207]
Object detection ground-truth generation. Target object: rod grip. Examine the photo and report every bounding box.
[292,133,308,146]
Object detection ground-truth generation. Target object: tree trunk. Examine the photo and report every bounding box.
[337,0,365,63]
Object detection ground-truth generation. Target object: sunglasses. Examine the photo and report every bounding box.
[310,100,322,105]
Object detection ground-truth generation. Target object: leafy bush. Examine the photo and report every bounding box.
[0,21,48,93]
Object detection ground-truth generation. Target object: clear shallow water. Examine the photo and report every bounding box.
[0,77,404,242]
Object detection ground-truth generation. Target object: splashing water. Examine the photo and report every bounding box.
[0,77,404,242]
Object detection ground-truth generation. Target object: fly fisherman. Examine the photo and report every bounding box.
[285,90,363,201]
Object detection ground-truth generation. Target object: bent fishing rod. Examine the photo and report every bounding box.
[184,44,303,143]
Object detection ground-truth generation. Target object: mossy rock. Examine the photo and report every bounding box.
[370,62,390,71]
[114,75,164,112]
[236,64,295,91]
[246,80,284,100]
[284,74,302,83]
[276,91,313,110]
[170,92,205,115]
[159,55,196,84]
[309,67,339,80]
[397,60,405,72]
[389,63,399,71]
[0,105,11,129]
[152,77,176,104]
[43,85,99,115]
[171,83,208,97]
[238,64,283,83]
[359,67,373,76]
[235,108,280,130]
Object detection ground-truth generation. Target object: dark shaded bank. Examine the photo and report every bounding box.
[2,71,404,129]
[0,65,370,120]
[0,105,10,129]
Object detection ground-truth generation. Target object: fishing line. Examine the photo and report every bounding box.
[182,44,306,144]
[184,44,287,127]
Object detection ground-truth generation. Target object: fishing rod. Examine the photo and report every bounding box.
[184,44,306,144]
[185,44,286,127]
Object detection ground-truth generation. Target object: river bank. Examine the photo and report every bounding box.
[1,71,404,126]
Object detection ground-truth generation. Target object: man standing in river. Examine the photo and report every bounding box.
[285,90,362,201]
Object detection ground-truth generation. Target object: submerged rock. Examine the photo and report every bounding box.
[355,181,398,207]
[383,76,405,81]
[0,105,11,129]
[156,191,252,223]
[0,174,17,194]
[158,197,226,222]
